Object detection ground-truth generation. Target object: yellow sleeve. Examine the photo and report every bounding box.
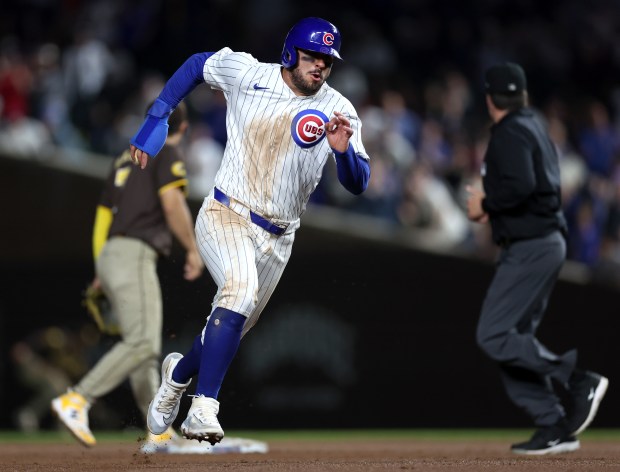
[92,205,113,261]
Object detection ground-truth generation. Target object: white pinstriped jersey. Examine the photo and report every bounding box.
[202,47,369,229]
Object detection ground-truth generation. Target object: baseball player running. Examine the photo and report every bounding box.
[51,103,204,449]
[129,17,370,445]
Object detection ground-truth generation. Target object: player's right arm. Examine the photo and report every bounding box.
[129,52,216,168]
[130,49,256,168]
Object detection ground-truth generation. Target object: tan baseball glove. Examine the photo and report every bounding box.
[82,284,120,336]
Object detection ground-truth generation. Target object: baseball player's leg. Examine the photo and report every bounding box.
[195,307,245,398]
[175,307,244,444]
[185,229,293,443]
[242,229,295,337]
[173,203,295,443]
[52,238,160,446]
[129,355,161,419]
[173,202,255,443]
[196,199,260,316]
[128,274,164,420]
[146,334,213,439]
[132,358,172,455]
[170,334,203,383]
[76,238,162,400]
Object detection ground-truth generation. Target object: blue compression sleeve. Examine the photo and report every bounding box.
[172,334,203,383]
[196,307,246,399]
[130,52,214,156]
[159,52,213,109]
[333,143,370,195]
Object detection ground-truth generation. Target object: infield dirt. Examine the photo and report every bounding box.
[2,439,620,471]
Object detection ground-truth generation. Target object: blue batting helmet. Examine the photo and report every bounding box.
[281,17,342,69]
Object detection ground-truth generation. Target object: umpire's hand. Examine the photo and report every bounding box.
[466,185,489,223]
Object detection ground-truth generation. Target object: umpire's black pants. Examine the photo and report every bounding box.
[476,230,576,427]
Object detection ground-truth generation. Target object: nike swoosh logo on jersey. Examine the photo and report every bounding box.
[588,387,595,401]
[253,83,269,90]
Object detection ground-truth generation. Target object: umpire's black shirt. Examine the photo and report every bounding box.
[481,107,567,246]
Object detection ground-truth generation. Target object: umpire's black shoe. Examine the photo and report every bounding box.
[566,370,609,436]
[511,421,580,455]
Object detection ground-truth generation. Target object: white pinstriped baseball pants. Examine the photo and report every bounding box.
[195,197,294,337]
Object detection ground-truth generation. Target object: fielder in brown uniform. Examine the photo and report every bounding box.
[51,102,203,449]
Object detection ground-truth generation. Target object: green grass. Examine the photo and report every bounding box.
[1,429,620,444]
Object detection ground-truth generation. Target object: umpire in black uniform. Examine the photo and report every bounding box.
[466,62,608,455]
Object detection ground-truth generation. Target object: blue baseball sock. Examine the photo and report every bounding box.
[172,334,203,384]
[196,307,246,398]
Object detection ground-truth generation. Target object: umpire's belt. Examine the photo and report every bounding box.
[497,236,532,248]
[213,187,288,236]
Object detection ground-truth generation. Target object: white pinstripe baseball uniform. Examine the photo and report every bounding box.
[134,17,369,445]
[195,47,369,335]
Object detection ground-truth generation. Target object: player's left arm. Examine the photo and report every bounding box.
[160,185,204,281]
[326,111,370,195]
[156,153,203,281]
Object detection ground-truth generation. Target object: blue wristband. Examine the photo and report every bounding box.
[147,98,174,119]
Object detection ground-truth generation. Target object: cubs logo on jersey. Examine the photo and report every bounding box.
[291,109,329,149]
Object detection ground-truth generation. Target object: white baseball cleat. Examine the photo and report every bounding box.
[181,395,224,445]
[147,353,191,435]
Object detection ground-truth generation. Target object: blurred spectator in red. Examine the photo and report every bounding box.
[0,38,51,156]
[0,37,31,122]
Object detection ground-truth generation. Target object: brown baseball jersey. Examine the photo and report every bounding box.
[100,144,188,256]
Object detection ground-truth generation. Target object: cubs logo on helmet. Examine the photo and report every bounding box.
[291,109,329,149]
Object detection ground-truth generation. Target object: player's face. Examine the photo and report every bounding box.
[289,49,333,96]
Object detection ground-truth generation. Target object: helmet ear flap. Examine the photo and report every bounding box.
[282,47,296,69]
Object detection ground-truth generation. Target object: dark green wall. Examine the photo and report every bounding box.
[1,156,616,431]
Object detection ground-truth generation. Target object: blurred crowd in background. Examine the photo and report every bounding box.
[2,0,620,285]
